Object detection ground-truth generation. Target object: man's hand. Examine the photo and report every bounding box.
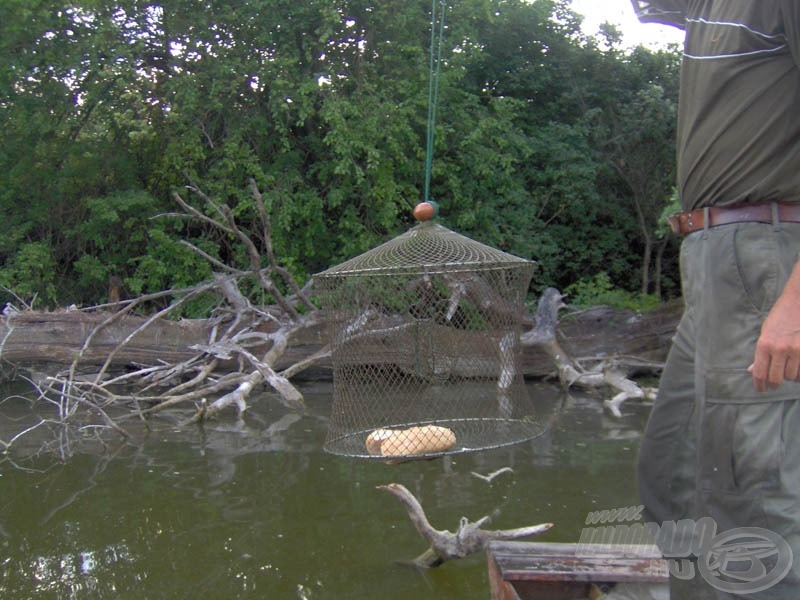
[749,261,800,391]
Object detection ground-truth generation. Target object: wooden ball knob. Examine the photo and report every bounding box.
[413,201,438,221]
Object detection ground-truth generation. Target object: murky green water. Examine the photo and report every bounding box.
[0,381,651,599]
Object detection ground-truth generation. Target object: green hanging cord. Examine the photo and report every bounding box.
[423,0,447,205]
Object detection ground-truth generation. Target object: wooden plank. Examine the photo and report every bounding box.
[488,542,669,600]
[487,549,524,600]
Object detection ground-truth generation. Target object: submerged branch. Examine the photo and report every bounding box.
[378,482,552,568]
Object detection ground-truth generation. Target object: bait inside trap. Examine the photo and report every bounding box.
[315,220,545,461]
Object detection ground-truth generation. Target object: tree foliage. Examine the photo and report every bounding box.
[0,0,681,311]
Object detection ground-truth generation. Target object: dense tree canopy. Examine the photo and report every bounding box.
[0,0,682,311]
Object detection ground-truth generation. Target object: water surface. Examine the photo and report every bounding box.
[0,381,651,599]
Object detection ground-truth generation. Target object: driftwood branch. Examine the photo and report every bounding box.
[521,288,663,415]
[378,483,552,568]
[0,178,330,459]
[471,467,514,483]
[147,180,320,416]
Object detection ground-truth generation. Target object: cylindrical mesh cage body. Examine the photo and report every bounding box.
[315,222,543,461]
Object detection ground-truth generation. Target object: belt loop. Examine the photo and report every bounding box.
[702,207,710,238]
[771,202,780,231]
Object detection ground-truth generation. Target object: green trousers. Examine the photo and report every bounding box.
[638,219,800,599]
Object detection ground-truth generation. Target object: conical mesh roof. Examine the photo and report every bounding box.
[316,221,533,278]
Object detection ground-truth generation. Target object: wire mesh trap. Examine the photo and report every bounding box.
[314,220,545,461]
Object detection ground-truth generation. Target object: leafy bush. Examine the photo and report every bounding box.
[0,241,58,307]
[564,272,662,312]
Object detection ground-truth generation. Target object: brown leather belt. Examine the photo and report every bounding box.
[667,202,800,236]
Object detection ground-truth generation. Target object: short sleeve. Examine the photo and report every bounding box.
[631,0,688,29]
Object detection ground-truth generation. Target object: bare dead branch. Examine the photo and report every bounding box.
[280,344,331,380]
[180,180,300,319]
[1,177,324,458]
[90,284,213,384]
[180,240,243,274]
[471,467,514,483]
[249,178,316,313]
[378,483,552,568]
[172,189,234,235]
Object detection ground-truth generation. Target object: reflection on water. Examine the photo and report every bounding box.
[0,381,652,599]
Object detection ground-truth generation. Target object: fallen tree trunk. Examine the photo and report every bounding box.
[0,310,211,367]
[0,298,682,379]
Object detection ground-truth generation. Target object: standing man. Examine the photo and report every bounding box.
[632,1,800,598]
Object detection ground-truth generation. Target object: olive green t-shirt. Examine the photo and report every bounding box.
[633,1,800,210]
